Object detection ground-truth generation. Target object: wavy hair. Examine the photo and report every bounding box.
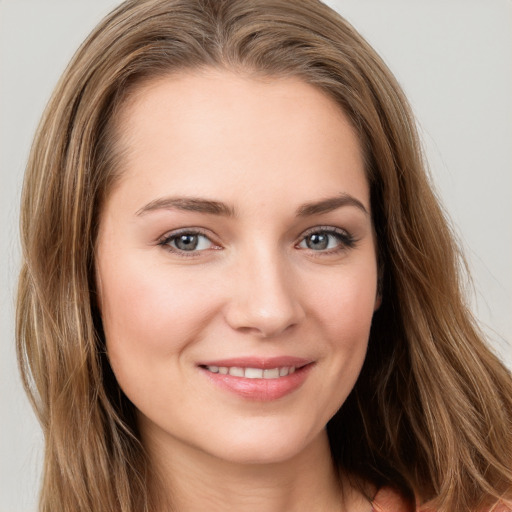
[16,1,512,511]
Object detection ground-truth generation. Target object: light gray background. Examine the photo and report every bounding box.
[1,1,510,510]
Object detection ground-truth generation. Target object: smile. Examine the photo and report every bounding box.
[203,366,296,379]
[198,358,314,401]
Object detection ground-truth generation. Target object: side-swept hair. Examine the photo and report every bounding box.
[17,1,512,511]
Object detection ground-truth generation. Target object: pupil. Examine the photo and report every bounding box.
[176,234,198,251]
[308,233,328,250]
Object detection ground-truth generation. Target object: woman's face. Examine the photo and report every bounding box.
[96,69,379,465]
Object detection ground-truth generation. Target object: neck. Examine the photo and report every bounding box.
[142,426,370,512]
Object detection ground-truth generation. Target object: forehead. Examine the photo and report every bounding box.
[108,68,369,213]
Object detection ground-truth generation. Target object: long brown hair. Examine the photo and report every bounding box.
[16,1,512,511]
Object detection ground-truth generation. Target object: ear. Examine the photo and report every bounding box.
[374,292,382,311]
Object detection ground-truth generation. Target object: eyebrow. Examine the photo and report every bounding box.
[135,193,368,218]
[136,197,236,217]
[296,194,368,217]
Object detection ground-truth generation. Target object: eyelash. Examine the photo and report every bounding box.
[157,228,218,257]
[157,226,357,257]
[297,226,357,255]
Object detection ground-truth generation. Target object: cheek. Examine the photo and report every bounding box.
[311,260,378,336]
[97,254,218,378]
[306,257,378,384]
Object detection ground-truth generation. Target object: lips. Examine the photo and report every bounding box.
[197,357,314,401]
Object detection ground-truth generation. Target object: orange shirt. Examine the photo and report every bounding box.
[371,487,414,512]
[371,487,512,512]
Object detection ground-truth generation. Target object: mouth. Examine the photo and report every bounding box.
[200,365,298,379]
[197,357,314,401]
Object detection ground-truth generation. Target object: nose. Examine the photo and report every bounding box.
[223,249,305,338]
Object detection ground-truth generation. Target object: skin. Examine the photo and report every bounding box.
[96,69,380,511]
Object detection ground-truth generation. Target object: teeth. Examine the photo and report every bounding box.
[263,368,280,379]
[245,368,263,379]
[228,367,244,377]
[205,365,297,379]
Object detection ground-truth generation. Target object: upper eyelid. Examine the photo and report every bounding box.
[158,227,214,242]
[297,225,352,241]
[300,225,349,235]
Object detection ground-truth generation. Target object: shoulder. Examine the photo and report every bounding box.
[371,487,416,512]
[371,487,512,512]
[370,487,437,512]
[488,502,512,512]
[370,487,438,511]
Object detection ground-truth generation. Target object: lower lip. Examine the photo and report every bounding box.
[200,364,314,401]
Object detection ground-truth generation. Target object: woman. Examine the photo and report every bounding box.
[16,0,512,511]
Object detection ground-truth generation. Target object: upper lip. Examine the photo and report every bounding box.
[197,356,312,369]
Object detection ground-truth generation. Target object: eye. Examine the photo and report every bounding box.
[297,227,355,252]
[158,230,217,253]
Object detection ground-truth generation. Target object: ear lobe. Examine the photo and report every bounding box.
[374,293,382,311]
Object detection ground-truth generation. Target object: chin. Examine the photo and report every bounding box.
[198,421,327,466]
